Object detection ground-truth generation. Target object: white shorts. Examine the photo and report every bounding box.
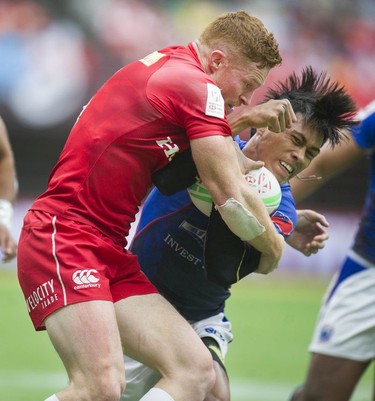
[309,250,375,361]
[121,312,233,401]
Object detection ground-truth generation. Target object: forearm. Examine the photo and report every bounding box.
[291,137,363,202]
[227,107,253,135]
[0,156,18,203]
[192,136,282,249]
[0,118,18,203]
[227,99,297,135]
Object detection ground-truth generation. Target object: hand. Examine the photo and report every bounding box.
[233,141,264,174]
[228,99,297,134]
[254,233,285,275]
[286,209,329,256]
[0,224,17,262]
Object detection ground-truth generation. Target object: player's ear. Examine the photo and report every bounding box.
[210,50,225,71]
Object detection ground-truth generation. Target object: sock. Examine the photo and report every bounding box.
[44,395,60,401]
[139,387,175,401]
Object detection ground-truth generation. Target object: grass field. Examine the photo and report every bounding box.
[0,267,373,401]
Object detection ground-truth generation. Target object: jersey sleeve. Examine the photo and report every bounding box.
[270,183,297,239]
[234,135,247,150]
[353,110,375,149]
[147,61,232,141]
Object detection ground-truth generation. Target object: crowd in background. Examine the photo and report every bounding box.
[0,0,374,199]
[0,0,373,274]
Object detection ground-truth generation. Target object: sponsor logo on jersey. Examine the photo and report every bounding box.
[72,269,101,290]
[26,279,58,312]
[156,136,180,162]
[271,211,294,236]
[205,83,225,118]
[179,220,206,247]
[163,233,202,266]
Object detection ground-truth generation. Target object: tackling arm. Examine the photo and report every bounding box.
[191,135,284,274]
[227,99,296,135]
[152,98,296,195]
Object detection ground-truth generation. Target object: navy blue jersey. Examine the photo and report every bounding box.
[352,105,375,262]
[131,138,297,321]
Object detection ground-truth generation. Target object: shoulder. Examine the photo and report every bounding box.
[148,45,218,107]
[353,109,375,149]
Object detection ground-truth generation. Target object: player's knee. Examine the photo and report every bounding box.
[94,377,125,401]
[186,348,216,396]
[203,384,230,401]
[203,363,230,401]
[82,365,126,401]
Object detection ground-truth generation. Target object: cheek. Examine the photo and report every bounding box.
[299,159,312,173]
[222,74,242,97]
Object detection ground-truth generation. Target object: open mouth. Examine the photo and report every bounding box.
[280,160,294,175]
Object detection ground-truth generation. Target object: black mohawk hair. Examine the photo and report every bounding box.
[264,66,358,147]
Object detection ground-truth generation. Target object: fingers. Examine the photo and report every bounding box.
[315,214,330,228]
[266,99,297,133]
[302,233,329,256]
[0,226,17,262]
[242,158,264,174]
[296,209,330,229]
[283,100,297,129]
[254,265,276,275]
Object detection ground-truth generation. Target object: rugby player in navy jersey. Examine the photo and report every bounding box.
[289,103,375,401]
[121,67,358,401]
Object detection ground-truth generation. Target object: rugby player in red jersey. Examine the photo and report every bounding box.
[17,11,290,401]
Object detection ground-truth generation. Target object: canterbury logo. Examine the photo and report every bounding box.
[72,269,100,285]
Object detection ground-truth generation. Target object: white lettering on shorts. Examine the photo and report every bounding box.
[72,269,101,290]
[204,327,226,343]
[26,279,58,312]
[205,83,225,118]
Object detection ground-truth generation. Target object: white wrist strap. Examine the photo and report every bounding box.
[0,199,13,230]
[216,198,265,241]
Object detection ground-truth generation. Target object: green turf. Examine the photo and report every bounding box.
[226,273,374,400]
[0,268,373,400]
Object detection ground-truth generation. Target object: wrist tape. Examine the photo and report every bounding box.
[0,199,13,230]
[215,198,265,241]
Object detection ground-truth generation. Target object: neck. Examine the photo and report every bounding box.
[192,40,209,71]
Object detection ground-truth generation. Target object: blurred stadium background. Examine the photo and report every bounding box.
[0,0,374,399]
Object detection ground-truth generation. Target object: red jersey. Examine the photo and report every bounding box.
[32,43,231,246]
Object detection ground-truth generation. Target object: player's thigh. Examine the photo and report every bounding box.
[303,353,369,401]
[45,300,125,383]
[115,293,212,375]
